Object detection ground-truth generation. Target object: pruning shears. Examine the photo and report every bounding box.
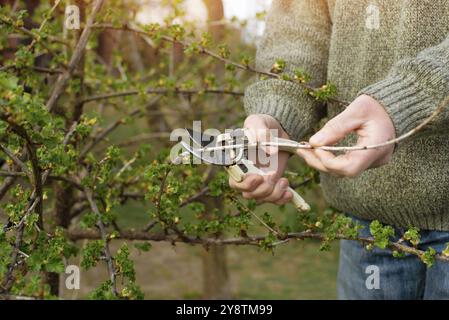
[178,128,310,212]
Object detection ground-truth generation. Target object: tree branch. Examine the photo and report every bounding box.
[66,228,449,263]
[84,188,118,297]
[46,0,105,112]
[92,23,349,107]
[81,87,243,104]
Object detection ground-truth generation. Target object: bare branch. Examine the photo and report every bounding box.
[0,65,63,74]
[66,229,449,263]
[81,87,243,104]
[180,186,209,207]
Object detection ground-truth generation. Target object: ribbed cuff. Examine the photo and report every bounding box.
[359,73,448,137]
[244,79,316,141]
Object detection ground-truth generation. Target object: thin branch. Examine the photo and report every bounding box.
[180,186,209,207]
[114,132,171,148]
[0,65,63,74]
[0,176,16,200]
[46,0,105,112]
[66,229,449,263]
[0,171,84,191]
[69,202,90,220]
[78,95,161,160]
[298,95,449,152]
[229,194,279,236]
[180,95,449,155]
[0,113,43,223]
[92,23,348,107]
[0,122,78,293]
[142,220,158,232]
[0,145,30,179]
[290,178,314,190]
[81,87,243,104]
[84,188,118,297]
[25,0,62,52]
[0,195,41,292]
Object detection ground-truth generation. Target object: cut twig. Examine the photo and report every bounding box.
[179,95,449,155]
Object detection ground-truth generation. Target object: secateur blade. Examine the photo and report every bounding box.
[180,128,241,166]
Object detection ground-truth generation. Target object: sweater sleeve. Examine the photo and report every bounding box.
[359,33,449,137]
[243,0,332,141]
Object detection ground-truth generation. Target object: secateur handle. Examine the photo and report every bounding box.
[217,133,310,212]
[226,160,310,212]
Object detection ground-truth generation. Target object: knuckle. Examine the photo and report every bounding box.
[250,176,262,188]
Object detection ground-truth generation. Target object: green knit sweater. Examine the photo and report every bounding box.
[244,0,449,230]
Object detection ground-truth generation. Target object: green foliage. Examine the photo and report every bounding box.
[134,241,152,252]
[81,241,104,270]
[421,247,436,268]
[309,82,338,101]
[370,220,395,249]
[270,59,286,74]
[293,68,311,83]
[88,281,117,300]
[443,243,449,258]
[115,244,135,281]
[404,227,421,247]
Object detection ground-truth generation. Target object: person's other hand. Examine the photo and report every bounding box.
[297,94,395,178]
[228,114,292,205]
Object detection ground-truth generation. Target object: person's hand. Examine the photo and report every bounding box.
[228,114,292,205]
[297,94,396,178]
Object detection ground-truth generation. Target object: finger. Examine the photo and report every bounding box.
[275,190,293,205]
[245,176,276,200]
[261,178,289,203]
[296,149,329,173]
[309,110,363,147]
[242,183,273,200]
[244,125,278,155]
[261,151,289,178]
[229,174,264,192]
[314,149,370,178]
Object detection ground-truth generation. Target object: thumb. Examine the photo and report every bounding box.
[309,109,363,147]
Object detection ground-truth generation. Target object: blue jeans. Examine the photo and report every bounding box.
[338,215,449,300]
